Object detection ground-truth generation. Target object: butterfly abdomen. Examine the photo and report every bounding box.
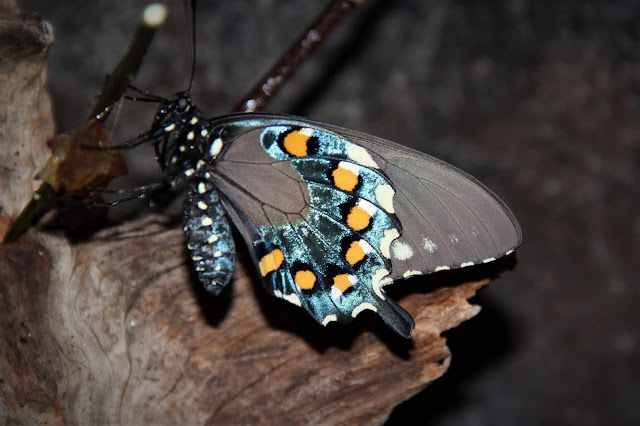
[183,179,235,295]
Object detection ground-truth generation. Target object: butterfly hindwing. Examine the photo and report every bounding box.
[257,182,413,336]
[187,113,520,337]
[206,120,415,336]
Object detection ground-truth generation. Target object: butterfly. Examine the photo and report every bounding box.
[117,89,521,339]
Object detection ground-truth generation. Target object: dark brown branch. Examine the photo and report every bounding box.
[234,0,361,113]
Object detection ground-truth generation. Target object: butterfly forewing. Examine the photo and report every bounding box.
[153,109,520,338]
[310,123,522,280]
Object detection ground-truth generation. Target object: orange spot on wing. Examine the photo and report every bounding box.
[294,269,317,290]
[333,274,354,293]
[345,241,366,265]
[332,165,359,192]
[258,249,284,276]
[346,205,372,231]
[283,129,312,157]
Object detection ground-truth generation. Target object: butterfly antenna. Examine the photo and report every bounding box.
[185,0,198,93]
[126,84,167,102]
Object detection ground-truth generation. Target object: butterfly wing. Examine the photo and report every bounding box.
[317,124,522,280]
[204,114,521,338]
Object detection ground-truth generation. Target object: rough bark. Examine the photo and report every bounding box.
[0,9,492,424]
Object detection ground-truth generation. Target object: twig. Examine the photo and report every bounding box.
[233,0,362,113]
[90,3,168,122]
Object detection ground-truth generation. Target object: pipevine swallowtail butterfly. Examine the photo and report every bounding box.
[114,3,521,339]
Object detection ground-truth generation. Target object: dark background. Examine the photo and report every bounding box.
[18,0,640,424]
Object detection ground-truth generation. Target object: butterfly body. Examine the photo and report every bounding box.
[141,92,521,338]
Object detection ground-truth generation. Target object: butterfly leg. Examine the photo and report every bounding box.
[80,182,166,207]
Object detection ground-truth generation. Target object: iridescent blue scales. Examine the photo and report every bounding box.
[142,94,521,338]
[254,125,414,335]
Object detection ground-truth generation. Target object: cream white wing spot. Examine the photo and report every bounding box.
[391,240,414,261]
[346,144,379,169]
[460,261,474,268]
[375,184,395,213]
[359,239,373,253]
[380,228,400,258]
[330,287,342,301]
[322,315,338,326]
[352,302,378,318]
[338,161,360,174]
[371,268,390,299]
[299,127,315,137]
[403,270,422,278]
[201,217,213,226]
[435,265,450,272]
[282,292,302,307]
[358,199,377,216]
[422,237,438,253]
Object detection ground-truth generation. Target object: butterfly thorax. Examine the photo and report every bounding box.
[150,91,223,190]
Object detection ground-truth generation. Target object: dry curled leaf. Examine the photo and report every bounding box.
[35,119,128,195]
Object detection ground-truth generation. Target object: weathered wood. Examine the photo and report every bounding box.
[0,9,490,424]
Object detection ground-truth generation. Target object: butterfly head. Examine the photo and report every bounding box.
[151,91,195,132]
[145,91,216,181]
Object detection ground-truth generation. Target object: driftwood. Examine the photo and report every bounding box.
[0,7,492,424]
